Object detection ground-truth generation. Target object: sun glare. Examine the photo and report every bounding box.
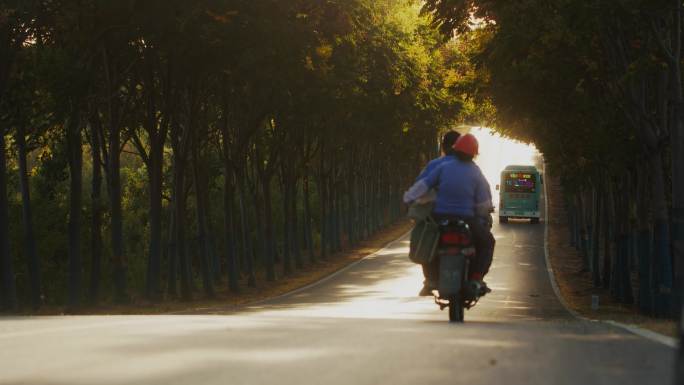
[468,127,540,205]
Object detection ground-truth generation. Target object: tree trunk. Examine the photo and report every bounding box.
[261,174,276,281]
[223,167,239,293]
[146,140,164,301]
[602,186,612,289]
[0,130,15,310]
[237,171,256,287]
[303,171,315,263]
[220,114,239,292]
[192,144,215,299]
[102,46,129,304]
[576,193,590,271]
[666,2,684,361]
[281,165,293,276]
[649,155,673,316]
[591,184,601,287]
[166,180,178,297]
[615,176,634,304]
[108,123,128,303]
[568,200,577,248]
[173,156,192,301]
[635,164,653,314]
[206,204,220,284]
[319,173,328,259]
[347,178,355,247]
[140,51,172,302]
[89,117,103,304]
[331,176,341,251]
[66,115,82,309]
[17,125,41,309]
[291,179,303,269]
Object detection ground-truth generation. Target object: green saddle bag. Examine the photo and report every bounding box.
[409,216,440,264]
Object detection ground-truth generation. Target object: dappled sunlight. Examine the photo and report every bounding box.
[248,256,437,320]
[442,337,524,348]
[255,273,435,320]
[375,246,409,256]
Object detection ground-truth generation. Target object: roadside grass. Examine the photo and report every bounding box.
[545,174,677,338]
[11,220,412,316]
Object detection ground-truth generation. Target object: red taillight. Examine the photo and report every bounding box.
[440,232,470,245]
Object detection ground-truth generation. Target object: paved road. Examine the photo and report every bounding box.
[0,218,675,384]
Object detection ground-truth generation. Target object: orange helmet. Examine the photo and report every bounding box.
[452,133,479,156]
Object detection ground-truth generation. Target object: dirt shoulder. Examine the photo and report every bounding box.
[545,172,677,338]
[15,220,412,316]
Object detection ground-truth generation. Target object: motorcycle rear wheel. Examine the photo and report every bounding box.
[448,296,464,322]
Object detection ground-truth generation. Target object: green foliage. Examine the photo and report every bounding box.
[0,0,475,308]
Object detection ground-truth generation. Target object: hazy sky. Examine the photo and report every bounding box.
[469,127,540,205]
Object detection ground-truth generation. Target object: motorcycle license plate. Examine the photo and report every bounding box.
[438,254,467,297]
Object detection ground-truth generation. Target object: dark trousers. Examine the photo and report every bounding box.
[421,216,495,282]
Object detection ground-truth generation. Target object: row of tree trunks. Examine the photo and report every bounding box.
[565,165,679,314]
[2,111,411,310]
[0,123,411,310]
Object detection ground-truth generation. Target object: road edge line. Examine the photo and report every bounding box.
[541,162,678,349]
[247,229,412,307]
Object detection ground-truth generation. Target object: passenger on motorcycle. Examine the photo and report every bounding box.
[415,131,461,182]
[411,131,461,290]
[404,133,495,295]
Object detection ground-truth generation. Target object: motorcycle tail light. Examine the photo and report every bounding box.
[440,232,469,245]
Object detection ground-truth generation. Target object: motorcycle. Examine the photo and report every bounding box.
[433,218,489,322]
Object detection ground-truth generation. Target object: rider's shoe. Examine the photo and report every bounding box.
[467,280,491,297]
[419,281,436,296]
[478,281,492,295]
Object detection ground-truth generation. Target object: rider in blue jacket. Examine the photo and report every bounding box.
[404,133,495,295]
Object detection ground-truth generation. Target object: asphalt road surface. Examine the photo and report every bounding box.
[0,217,676,384]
